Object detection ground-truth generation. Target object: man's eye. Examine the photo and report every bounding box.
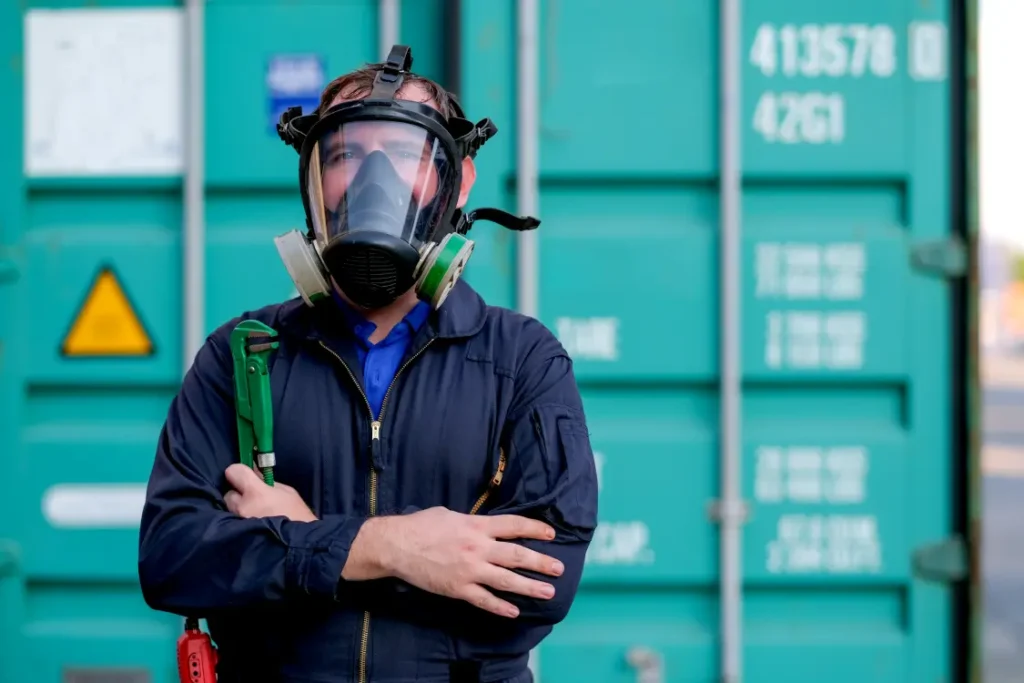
[327,150,354,164]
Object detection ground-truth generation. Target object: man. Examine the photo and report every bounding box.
[138,46,599,683]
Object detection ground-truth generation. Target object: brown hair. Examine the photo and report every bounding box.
[315,62,459,120]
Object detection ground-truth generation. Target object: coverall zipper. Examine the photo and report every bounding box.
[318,338,435,683]
[470,448,507,515]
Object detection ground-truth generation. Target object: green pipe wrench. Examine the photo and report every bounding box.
[173,321,279,681]
[229,320,279,486]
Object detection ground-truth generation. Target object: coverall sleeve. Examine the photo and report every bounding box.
[137,330,367,616]
[478,344,599,626]
[372,333,598,635]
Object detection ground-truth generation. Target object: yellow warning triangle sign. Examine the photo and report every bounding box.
[62,267,154,357]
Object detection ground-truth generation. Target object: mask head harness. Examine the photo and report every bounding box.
[274,45,539,311]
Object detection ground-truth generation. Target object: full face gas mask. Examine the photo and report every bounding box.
[274,44,540,310]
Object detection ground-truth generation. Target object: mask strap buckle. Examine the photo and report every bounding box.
[369,44,413,100]
[461,119,498,159]
[276,106,317,154]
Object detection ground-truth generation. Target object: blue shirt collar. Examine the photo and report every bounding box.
[330,290,431,347]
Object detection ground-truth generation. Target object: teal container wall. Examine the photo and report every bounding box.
[0,1,968,682]
[463,2,961,682]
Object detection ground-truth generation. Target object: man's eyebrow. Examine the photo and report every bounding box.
[325,137,363,153]
[381,136,425,151]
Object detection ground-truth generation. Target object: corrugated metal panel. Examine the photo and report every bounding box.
[462,1,971,682]
[0,1,975,681]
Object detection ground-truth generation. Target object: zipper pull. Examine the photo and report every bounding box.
[370,420,384,471]
[491,449,507,487]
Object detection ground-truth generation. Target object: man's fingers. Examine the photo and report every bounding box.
[489,541,564,577]
[458,584,520,618]
[225,463,262,493]
[482,514,555,541]
[477,564,555,601]
[224,490,242,514]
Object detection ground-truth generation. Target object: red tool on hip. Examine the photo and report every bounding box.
[177,617,218,682]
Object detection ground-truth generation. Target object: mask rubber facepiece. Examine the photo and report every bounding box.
[273,44,539,311]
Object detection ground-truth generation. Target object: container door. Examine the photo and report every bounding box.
[8,4,185,681]
[460,0,962,681]
[4,1,446,680]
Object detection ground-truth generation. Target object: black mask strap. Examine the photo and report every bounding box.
[277,106,317,154]
[368,45,413,101]
[452,207,540,235]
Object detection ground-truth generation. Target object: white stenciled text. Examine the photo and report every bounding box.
[767,514,882,574]
[908,21,948,82]
[755,445,869,505]
[593,451,605,492]
[585,521,654,566]
[753,91,845,145]
[750,23,897,79]
[555,317,619,362]
[765,310,866,370]
[755,242,866,301]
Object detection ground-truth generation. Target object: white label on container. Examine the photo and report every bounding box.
[755,242,866,301]
[765,310,866,370]
[753,92,846,145]
[586,521,654,566]
[749,23,898,78]
[42,483,148,528]
[555,317,620,361]
[25,8,185,176]
[908,21,948,81]
[755,445,868,504]
[767,514,882,574]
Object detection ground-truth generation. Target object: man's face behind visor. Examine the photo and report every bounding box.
[319,120,443,220]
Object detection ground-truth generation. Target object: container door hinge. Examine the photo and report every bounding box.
[0,246,22,285]
[910,237,968,278]
[0,540,20,578]
[912,535,968,583]
[706,499,750,524]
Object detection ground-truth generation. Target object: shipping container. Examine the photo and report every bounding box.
[0,0,980,682]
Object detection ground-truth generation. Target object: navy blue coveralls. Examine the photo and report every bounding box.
[137,279,600,682]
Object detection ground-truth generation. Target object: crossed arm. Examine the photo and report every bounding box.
[137,331,599,627]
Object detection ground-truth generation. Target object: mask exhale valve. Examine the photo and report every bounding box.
[273,44,539,311]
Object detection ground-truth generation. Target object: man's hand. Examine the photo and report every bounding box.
[223,464,317,523]
[343,507,564,618]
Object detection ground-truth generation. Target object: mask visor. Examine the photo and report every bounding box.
[306,119,460,251]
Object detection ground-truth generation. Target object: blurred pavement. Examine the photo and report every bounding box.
[982,354,1024,682]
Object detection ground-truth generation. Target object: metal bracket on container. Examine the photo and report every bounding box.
[0,540,19,578]
[910,236,968,278]
[0,260,18,285]
[706,499,750,524]
[0,246,22,285]
[912,535,968,583]
[626,646,664,683]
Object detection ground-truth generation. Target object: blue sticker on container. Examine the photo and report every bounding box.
[266,54,325,135]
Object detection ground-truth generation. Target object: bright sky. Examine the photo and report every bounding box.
[980,0,1024,249]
